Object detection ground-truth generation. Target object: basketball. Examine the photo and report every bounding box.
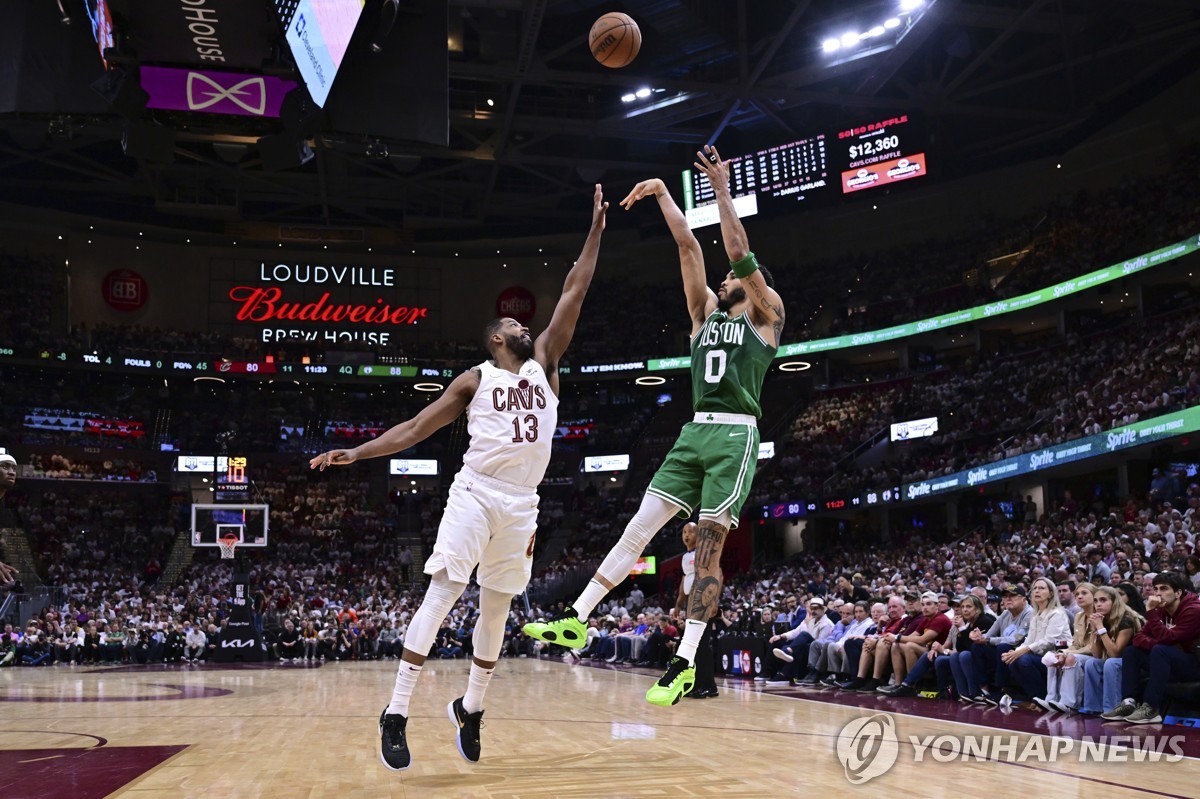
[589,12,641,68]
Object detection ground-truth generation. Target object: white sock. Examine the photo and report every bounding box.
[573,579,609,621]
[676,619,707,665]
[462,663,495,714]
[386,661,423,716]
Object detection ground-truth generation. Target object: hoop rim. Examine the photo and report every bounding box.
[217,534,239,559]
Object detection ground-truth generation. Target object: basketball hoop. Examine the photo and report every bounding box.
[218,534,239,560]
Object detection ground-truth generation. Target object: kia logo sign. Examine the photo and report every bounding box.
[103,270,148,312]
[496,286,536,324]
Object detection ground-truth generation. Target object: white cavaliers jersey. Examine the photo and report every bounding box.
[682,549,696,594]
[461,359,558,489]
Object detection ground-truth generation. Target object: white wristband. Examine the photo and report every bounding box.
[1095,628,1108,637]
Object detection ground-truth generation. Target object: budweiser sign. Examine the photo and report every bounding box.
[228,287,428,325]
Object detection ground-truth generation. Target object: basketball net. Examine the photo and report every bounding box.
[218,535,239,560]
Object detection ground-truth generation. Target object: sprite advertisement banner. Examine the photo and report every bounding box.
[648,232,1199,371]
[901,405,1200,502]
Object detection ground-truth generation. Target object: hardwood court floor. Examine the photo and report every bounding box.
[3,657,1200,799]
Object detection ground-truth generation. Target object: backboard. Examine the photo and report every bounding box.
[191,504,269,548]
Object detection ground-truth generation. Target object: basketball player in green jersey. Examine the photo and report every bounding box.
[525,145,783,706]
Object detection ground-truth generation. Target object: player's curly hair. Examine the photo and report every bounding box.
[757,264,775,288]
[481,318,506,354]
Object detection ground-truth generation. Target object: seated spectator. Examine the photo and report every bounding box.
[1036,582,1097,712]
[885,594,995,699]
[839,597,906,691]
[317,622,338,661]
[377,620,400,660]
[877,592,954,694]
[436,619,463,659]
[815,601,874,686]
[765,597,832,686]
[164,623,185,663]
[81,621,101,664]
[0,623,18,667]
[54,621,81,665]
[1079,585,1143,715]
[18,622,51,666]
[641,614,678,668]
[612,613,653,664]
[99,620,125,664]
[888,591,952,686]
[798,602,855,685]
[850,592,923,693]
[274,620,301,661]
[184,623,207,663]
[1104,571,1200,724]
[963,585,1033,703]
[998,577,1070,704]
[1115,582,1148,617]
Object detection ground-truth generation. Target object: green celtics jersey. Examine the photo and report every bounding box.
[689,310,776,417]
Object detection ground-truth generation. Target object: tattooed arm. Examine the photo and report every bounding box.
[693,144,785,347]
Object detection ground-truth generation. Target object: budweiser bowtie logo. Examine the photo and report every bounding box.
[187,73,267,115]
[140,66,297,118]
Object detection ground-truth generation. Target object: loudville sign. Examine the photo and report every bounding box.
[225,263,430,342]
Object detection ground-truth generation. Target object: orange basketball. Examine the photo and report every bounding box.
[589,12,641,68]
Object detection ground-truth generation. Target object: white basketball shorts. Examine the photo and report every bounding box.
[424,466,540,594]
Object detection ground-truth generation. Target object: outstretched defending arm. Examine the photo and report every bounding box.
[693,145,785,346]
[534,185,607,382]
[620,178,715,334]
[309,369,480,470]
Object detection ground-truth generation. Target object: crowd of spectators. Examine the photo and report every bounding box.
[549,485,1200,720]
[5,409,1200,722]
[753,307,1200,507]
[19,454,158,483]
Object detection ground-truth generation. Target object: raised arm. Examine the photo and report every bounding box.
[692,145,785,346]
[534,184,607,376]
[308,369,480,470]
[620,178,715,332]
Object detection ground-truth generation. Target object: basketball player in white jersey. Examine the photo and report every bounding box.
[310,185,607,771]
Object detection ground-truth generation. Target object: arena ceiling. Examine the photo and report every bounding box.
[0,0,1198,244]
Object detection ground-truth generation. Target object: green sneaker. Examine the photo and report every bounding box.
[646,656,696,707]
[1100,699,1137,720]
[1125,703,1163,724]
[522,607,587,646]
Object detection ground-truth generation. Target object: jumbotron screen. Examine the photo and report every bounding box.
[285,0,367,106]
[682,114,927,228]
[629,556,657,576]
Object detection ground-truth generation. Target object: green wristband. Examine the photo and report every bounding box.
[730,252,759,279]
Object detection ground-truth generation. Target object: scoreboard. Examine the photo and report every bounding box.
[683,114,927,228]
[175,454,251,502]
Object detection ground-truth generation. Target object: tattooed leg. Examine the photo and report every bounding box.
[686,520,729,623]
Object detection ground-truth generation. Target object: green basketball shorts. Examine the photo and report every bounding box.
[646,412,759,528]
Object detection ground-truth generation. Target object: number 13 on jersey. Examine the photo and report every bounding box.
[510,414,540,442]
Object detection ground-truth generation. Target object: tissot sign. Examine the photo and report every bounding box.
[212,261,433,346]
